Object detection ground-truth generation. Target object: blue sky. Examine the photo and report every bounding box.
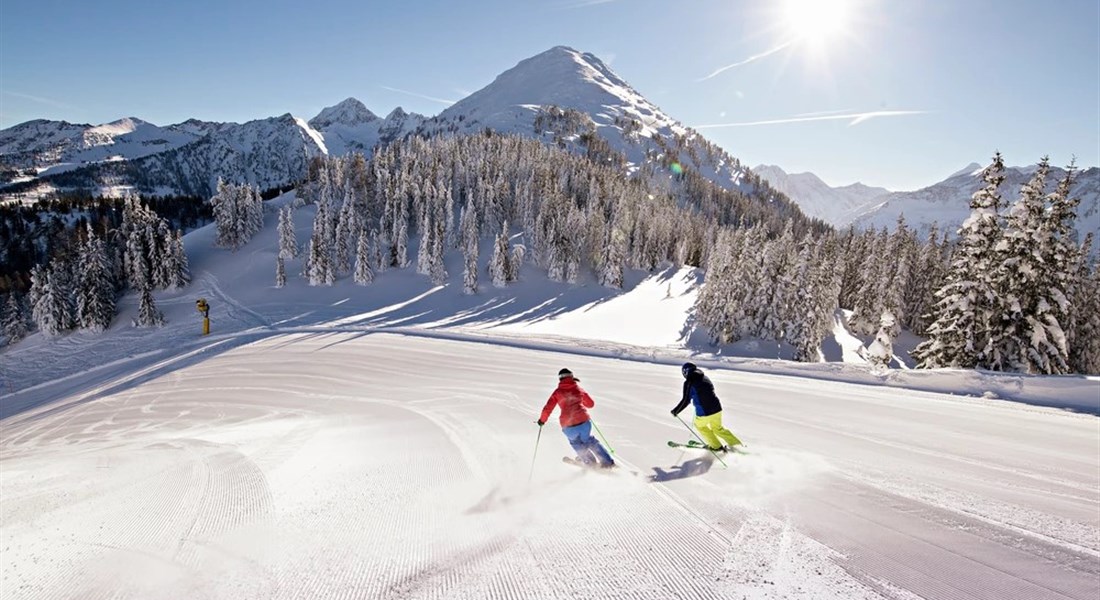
[1,0,1096,191]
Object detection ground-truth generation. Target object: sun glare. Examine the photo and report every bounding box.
[782,0,852,47]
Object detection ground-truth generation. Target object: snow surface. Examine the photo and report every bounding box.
[2,194,1098,599]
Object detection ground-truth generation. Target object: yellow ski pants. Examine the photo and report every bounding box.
[694,411,741,449]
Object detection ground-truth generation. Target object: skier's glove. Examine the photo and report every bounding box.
[536,420,545,426]
[670,410,679,417]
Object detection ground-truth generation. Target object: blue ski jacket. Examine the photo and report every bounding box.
[672,370,722,417]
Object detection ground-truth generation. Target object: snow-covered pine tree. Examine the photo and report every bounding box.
[151,220,173,290]
[134,287,165,327]
[509,244,525,282]
[729,226,766,342]
[992,158,1069,374]
[76,224,116,332]
[836,227,869,311]
[461,197,479,294]
[278,206,298,259]
[907,223,947,336]
[32,267,75,336]
[695,228,740,345]
[584,202,609,276]
[393,194,410,269]
[807,234,843,361]
[564,207,585,283]
[489,221,511,288]
[125,226,151,291]
[913,153,1006,369]
[783,233,822,361]
[169,230,190,289]
[354,229,375,286]
[247,184,264,240]
[753,222,795,340]
[419,201,437,276]
[1042,164,1085,371]
[600,225,627,289]
[372,228,387,273]
[882,216,914,331]
[849,228,891,336]
[305,203,335,286]
[429,219,448,286]
[1068,235,1099,373]
[866,310,897,371]
[2,292,30,345]
[211,178,239,250]
[335,189,355,277]
[275,256,286,288]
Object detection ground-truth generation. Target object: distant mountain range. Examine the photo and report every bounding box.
[756,163,1100,243]
[3,45,1094,245]
[0,46,772,211]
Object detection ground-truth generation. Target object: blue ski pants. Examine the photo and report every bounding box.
[562,420,613,466]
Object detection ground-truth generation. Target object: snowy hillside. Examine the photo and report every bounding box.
[853,163,1100,241]
[2,194,1097,599]
[753,164,889,226]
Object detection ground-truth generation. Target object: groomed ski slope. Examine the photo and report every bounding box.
[3,330,1098,599]
[2,196,1098,599]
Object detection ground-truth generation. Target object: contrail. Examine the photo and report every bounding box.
[380,86,456,106]
[3,90,75,110]
[694,110,927,128]
[698,40,795,81]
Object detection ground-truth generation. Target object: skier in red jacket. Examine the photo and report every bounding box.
[538,368,615,468]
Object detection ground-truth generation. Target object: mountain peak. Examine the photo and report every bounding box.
[437,46,679,137]
[89,117,152,135]
[945,162,983,180]
[309,98,378,129]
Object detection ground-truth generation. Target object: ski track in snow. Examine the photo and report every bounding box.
[3,331,1098,599]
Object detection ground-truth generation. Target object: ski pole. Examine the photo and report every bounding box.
[675,414,728,468]
[590,419,614,455]
[528,422,544,483]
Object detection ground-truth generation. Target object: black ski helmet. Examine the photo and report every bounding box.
[681,362,697,378]
[558,368,574,380]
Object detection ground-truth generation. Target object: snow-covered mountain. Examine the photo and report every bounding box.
[853,163,1100,242]
[420,46,757,195]
[2,46,784,204]
[752,164,889,226]
[756,161,1100,243]
[305,98,427,157]
[0,117,202,174]
[10,113,329,198]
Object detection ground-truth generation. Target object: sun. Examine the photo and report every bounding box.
[781,0,853,48]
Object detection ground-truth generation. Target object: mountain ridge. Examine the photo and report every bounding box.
[757,162,1099,244]
[0,46,785,209]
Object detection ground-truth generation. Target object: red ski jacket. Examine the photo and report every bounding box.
[540,377,594,428]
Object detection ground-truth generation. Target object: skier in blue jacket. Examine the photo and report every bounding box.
[671,362,742,452]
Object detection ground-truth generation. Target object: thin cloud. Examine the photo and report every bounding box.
[380,86,456,106]
[3,90,75,110]
[698,40,795,82]
[694,110,928,129]
[558,0,618,8]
